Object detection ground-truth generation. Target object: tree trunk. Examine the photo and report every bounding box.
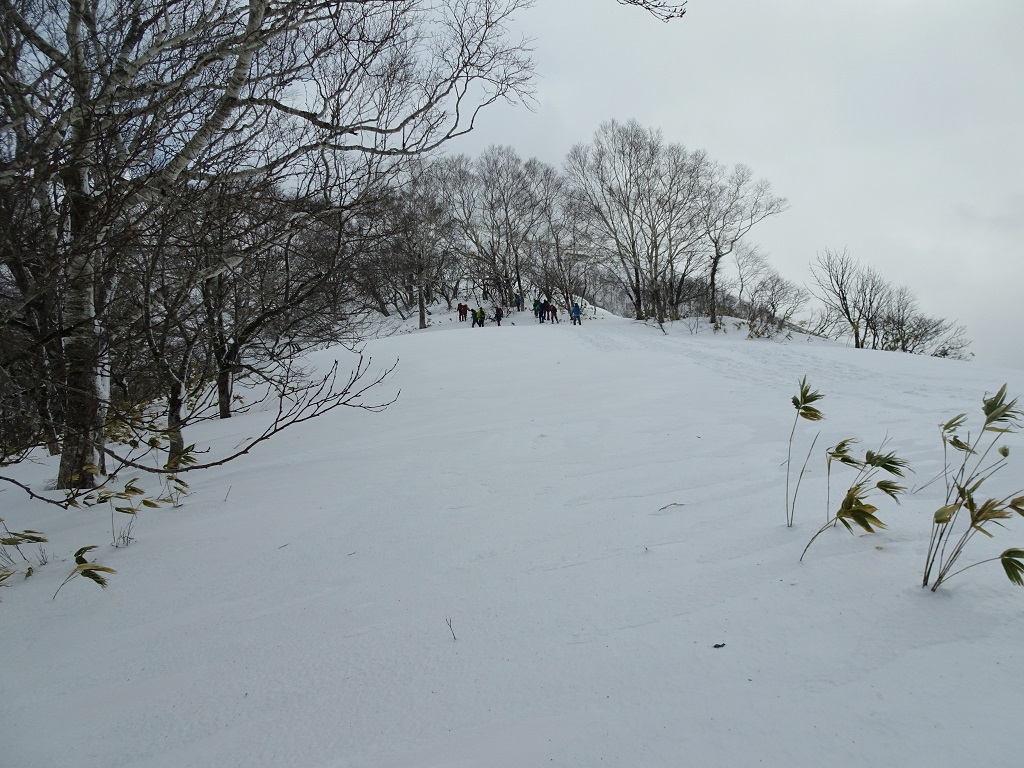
[95,346,110,474]
[417,257,427,329]
[31,340,61,455]
[57,11,103,489]
[35,383,61,456]
[57,265,100,489]
[632,264,644,319]
[166,380,185,470]
[708,252,722,325]
[217,363,233,419]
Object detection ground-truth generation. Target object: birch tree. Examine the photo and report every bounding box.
[0,0,533,488]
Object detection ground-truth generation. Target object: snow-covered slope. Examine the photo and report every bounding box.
[5,311,1024,767]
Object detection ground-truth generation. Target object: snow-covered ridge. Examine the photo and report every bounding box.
[4,312,1023,767]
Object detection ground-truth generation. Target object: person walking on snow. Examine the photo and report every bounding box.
[495,306,504,326]
[570,302,582,325]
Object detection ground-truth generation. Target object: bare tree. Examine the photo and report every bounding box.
[697,160,787,325]
[810,248,891,349]
[383,160,462,329]
[641,143,704,324]
[565,120,702,323]
[811,249,853,345]
[876,285,971,359]
[809,248,970,358]
[857,265,895,351]
[809,248,862,344]
[475,146,542,302]
[523,165,599,309]
[0,0,534,488]
[732,242,770,317]
[746,269,807,338]
[437,147,549,305]
[566,121,655,320]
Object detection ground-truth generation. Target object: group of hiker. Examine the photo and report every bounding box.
[456,303,504,327]
[532,297,584,326]
[456,296,584,328]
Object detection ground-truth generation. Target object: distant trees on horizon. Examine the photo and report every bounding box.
[345,121,969,366]
[809,248,970,359]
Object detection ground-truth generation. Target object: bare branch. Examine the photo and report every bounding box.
[616,0,687,22]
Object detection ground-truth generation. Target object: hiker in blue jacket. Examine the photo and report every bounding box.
[570,303,582,325]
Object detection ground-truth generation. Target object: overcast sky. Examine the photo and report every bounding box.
[451,0,1024,369]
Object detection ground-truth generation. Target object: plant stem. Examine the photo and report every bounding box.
[786,413,798,526]
[790,432,819,527]
[800,519,835,562]
[932,556,1000,590]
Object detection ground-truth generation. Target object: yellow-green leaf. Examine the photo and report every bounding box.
[941,414,968,433]
[949,436,975,454]
[1000,549,1024,586]
[934,504,959,524]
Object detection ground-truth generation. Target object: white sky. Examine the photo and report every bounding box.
[453,0,1024,368]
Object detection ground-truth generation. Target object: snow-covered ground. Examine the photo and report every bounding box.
[4,309,1024,767]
